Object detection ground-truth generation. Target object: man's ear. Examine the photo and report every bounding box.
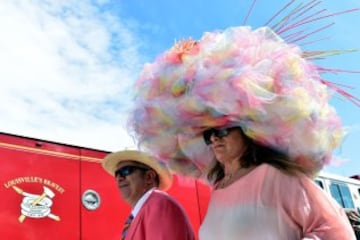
[145,170,157,186]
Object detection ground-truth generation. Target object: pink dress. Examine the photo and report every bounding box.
[199,164,355,240]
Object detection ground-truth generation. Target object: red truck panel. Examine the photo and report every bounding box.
[0,134,81,239]
[0,132,211,240]
[80,148,128,240]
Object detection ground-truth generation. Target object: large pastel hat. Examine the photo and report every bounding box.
[128,1,359,178]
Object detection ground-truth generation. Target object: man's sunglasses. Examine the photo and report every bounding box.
[203,127,237,145]
[114,165,150,178]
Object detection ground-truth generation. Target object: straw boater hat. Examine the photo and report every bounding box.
[128,1,359,178]
[102,150,173,191]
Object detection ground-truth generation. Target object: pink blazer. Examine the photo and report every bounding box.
[125,190,195,240]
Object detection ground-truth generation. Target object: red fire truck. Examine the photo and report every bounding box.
[0,132,210,240]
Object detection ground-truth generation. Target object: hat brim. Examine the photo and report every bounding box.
[102,150,173,191]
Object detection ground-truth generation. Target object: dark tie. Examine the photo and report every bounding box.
[121,214,134,240]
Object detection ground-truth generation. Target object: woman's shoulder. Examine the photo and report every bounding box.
[254,163,281,175]
[256,163,306,185]
[258,163,303,177]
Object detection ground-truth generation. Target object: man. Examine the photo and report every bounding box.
[102,150,195,240]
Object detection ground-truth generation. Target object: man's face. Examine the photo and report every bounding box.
[115,160,150,207]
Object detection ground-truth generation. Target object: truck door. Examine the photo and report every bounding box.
[0,133,81,239]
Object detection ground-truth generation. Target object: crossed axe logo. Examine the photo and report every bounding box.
[12,186,60,223]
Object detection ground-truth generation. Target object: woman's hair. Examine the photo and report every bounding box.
[207,127,308,184]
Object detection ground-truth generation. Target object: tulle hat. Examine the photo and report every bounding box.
[128,1,359,177]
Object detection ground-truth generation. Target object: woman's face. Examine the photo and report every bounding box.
[207,127,247,164]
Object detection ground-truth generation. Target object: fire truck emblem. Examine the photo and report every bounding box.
[12,186,60,223]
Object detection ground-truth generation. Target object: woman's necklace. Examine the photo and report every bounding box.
[218,170,239,188]
[218,172,236,188]
[217,166,255,189]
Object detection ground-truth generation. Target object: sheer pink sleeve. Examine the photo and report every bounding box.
[264,167,355,240]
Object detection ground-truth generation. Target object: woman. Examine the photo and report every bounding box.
[199,126,355,239]
[127,2,359,239]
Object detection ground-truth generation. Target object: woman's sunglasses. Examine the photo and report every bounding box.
[114,165,150,178]
[203,127,237,145]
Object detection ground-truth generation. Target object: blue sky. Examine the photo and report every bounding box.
[1,0,359,177]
